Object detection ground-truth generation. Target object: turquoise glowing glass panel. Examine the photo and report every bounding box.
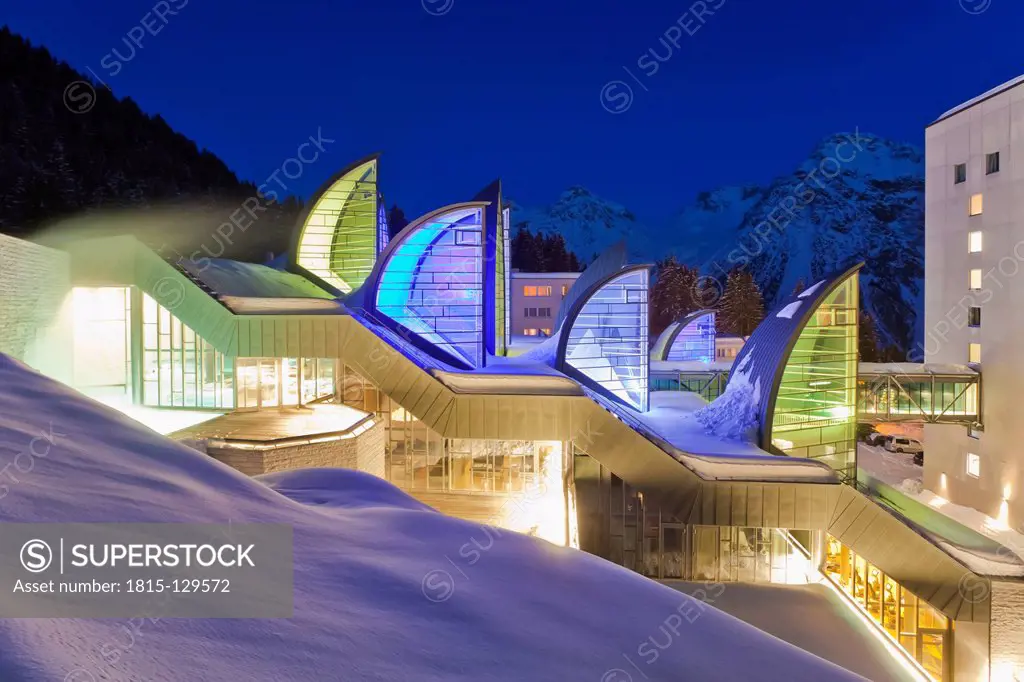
[375,207,484,368]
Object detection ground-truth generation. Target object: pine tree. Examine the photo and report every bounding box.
[717,270,764,337]
[859,312,881,361]
[650,257,701,335]
[387,205,409,238]
[791,278,806,296]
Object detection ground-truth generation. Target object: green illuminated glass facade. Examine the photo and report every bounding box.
[295,158,378,293]
[770,275,858,481]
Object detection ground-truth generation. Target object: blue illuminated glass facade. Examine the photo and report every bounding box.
[666,312,716,363]
[373,206,485,369]
[560,268,649,411]
[502,207,511,355]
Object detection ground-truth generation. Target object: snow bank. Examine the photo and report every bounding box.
[693,351,762,442]
[0,355,862,681]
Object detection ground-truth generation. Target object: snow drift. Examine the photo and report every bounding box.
[0,355,863,681]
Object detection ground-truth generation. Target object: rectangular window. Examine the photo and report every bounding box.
[523,286,537,297]
[970,193,983,216]
[540,328,552,336]
[538,307,551,317]
[523,328,538,336]
[986,152,1000,175]
[968,231,982,253]
[969,269,983,290]
[561,284,569,296]
[966,452,981,478]
[968,307,981,327]
[524,307,538,318]
[538,286,552,296]
[954,163,966,184]
[969,342,981,363]
[523,285,551,297]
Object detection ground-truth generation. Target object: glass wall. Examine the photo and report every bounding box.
[502,207,511,356]
[858,377,979,421]
[375,206,485,368]
[665,312,716,363]
[234,357,336,409]
[771,276,858,481]
[824,534,949,681]
[141,294,233,408]
[563,269,649,411]
[691,526,812,584]
[72,287,132,399]
[377,194,390,254]
[295,158,378,293]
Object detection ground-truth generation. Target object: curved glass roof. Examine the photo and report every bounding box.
[371,204,486,369]
[725,264,862,481]
[557,265,650,411]
[293,156,379,294]
[652,310,716,363]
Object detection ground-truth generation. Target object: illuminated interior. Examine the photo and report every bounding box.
[493,204,508,356]
[295,158,378,293]
[235,357,336,409]
[770,274,858,481]
[374,206,485,368]
[824,534,949,681]
[72,287,132,400]
[562,268,650,411]
[142,294,234,409]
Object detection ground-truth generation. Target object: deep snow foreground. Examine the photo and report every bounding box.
[0,357,864,681]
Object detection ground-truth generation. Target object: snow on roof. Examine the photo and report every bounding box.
[798,279,825,299]
[651,359,734,373]
[180,258,336,303]
[0,355,860,681]
[219,296,345,315]
[934,73,1024,123]
[858,362,978,377]
[775,301,803,319]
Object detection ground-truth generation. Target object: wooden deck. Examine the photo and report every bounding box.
[170,404,372,443]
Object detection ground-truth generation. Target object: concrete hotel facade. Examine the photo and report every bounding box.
[924,75,1024,531]
[509,271,579,337]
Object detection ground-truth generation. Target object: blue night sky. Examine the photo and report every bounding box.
[5,0,1023,217]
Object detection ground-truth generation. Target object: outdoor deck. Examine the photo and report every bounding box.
[170,404,373,444]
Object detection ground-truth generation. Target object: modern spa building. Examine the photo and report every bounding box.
[924,75,1024,532]
[2,153,1024,681]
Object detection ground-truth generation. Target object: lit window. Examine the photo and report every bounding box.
[523,328,538,336]
[969,269,982,290]
[523,286,537,297]
[540,328,552,336]
[561,284,569,296]
[966,452,980,478]
[969,193,983,216]
[986,152,1000,175]
[968,231,982,253]
[954,163,966,184]
[538,286,552,296]
[523,286,552,297]
[968,307,981,327]
[969,343,981,363]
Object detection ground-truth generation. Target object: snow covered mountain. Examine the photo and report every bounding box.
[0,356,862,682]
[511,132,924,352]
[509,186,652,263]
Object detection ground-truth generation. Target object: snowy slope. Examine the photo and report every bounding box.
[0,357,865,682]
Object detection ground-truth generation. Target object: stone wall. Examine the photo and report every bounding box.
[0,233,72,383]
[990,579,1024,680]
[205,421,385,478]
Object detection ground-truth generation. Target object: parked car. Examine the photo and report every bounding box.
[885,436,923,455]
[913,451,924,466]
[866,431,889,447]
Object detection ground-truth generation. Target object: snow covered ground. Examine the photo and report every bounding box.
[857,443,921,489]
[0,356,864,681]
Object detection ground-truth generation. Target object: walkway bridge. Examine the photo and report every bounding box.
[651,361,981,426]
